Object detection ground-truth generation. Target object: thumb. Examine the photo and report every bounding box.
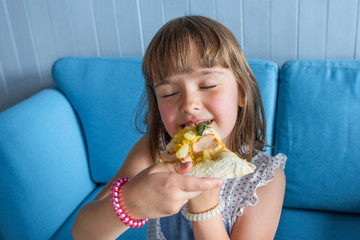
[173,161,192,175]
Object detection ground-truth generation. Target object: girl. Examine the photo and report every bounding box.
[73,16,286,240]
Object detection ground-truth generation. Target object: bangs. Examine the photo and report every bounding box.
[143,16,232,85]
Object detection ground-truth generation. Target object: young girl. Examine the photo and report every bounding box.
[73,15,286,240]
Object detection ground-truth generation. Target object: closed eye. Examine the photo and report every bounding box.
[200,85,216,89]
[161,92,179,98]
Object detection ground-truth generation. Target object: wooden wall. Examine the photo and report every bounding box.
[1,0,359,111]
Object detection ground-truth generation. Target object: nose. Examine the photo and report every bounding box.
[181,90,202,113]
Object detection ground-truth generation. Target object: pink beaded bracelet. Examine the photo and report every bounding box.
[110,177,148,228]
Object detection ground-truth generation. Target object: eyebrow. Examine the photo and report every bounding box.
[154,80,170,88]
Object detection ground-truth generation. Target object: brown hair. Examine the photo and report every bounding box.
[136,15,266,162]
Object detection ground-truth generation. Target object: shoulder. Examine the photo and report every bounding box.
[257,166,286,200]
[230,152,286,239]
[251,151,286,205]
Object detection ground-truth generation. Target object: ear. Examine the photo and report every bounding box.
[238,97,244,108]
[236,84,245,107]
[237,90,245,107]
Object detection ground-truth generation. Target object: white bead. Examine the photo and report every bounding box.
[183,198,225,222]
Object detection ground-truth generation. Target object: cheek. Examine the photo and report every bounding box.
[211,91,239,115]
[209,91,239,138]
[158,102,178,136]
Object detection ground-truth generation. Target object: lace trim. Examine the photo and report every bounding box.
[147,218,166,240]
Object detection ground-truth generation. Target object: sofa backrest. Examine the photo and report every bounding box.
[52,57,279,184]
[53,57,146,184]
[0,89,96,240]
[275,60,360,213]
[249,59,279,155]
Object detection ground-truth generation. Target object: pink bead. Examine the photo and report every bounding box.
[110,177,148,228]
[128,220,134,227]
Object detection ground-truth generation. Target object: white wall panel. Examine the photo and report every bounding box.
[114,0,143,56]
[243,0,271,59]
[298,0,328,58]
[69,0,99,56]
[25,0,57,88]
[270,0,298,66]
[2,0,39,104]
[1,0,360,112]
[357,0,360,59]
[216,0,243,47]
[0,0,22,108]
[326,0,358,58]
[0,61,9,110]
[139,0,165,51]
[163,0,189,21]
[48,0,78,57]
[92,0,121,56]
[189,0,216,18]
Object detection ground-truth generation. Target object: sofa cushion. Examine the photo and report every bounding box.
[275,207,360,239]
[0,89,96,240]
[53,57,146,184]
[275,60,360,213]
[53,57,279,184]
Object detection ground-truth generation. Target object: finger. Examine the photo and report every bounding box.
[173,161,192,175]
[179,175,224,192]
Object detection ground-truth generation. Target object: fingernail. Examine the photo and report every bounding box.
[217,178,224,186]
[180,161,191,168]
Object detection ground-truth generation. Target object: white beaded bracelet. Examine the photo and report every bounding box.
[183,198,225,222]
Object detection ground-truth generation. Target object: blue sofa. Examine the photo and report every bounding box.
[0,57,359,240]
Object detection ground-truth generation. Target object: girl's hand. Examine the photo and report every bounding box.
[120,161,224,219]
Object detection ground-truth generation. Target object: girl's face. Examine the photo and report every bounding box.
[154,52,243,145]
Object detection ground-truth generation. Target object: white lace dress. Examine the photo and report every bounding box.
[147,151,287,240]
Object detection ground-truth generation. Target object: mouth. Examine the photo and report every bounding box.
[180,119,213,129]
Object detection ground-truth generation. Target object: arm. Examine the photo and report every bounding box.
[188,187,230,240]
[72,135,153,239]
[72,135,224,240]
[230,167,286,240]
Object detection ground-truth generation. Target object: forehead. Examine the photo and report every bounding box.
[154,67,228,88]
[151,42,230,86]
